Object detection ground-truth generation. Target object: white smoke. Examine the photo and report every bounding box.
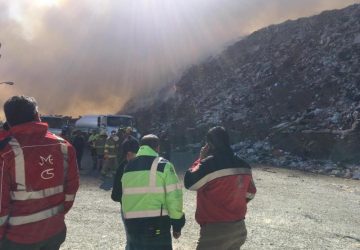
[0,0,359,119]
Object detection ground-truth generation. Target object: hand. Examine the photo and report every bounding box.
[173,231,181,239]
[199,144,209,160]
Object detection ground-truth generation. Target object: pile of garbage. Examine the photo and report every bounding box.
[126,4,360,178]
[232,140,360,180]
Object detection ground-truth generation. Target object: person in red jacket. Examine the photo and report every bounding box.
[0,96,79,249]
[184,126,256,250]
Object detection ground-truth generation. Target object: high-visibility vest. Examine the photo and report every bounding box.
[121,145,183,220]
[104,138,119,158]
[94,136,107,155]
[88,134,99,146]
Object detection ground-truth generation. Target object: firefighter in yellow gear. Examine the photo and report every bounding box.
[94,131,107,171]
[101,130,120,177]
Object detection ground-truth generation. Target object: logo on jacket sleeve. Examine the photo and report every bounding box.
[39,154,55,180]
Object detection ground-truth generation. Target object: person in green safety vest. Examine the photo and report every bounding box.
[121,134,185,250]
[94,131,107,171]
[101,130,120,178]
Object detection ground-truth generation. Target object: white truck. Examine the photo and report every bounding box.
[75,115,141,139]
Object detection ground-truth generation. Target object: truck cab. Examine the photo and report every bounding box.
[40,115,68,136]
[75,115,141,139]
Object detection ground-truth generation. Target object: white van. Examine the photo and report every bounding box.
[75,115,141,139]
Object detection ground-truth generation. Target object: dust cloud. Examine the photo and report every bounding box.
[0,0,359,119]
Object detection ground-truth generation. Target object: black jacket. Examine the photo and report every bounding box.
[111,160,128,203]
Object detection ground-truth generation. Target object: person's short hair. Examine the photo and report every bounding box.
[4,96,38,126]
[140,134,159,150]
[122,138,140,154]
[125,127,132,134]
[2,122,10,131]
[206,126,231,152]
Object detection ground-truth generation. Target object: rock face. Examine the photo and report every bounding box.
[124,4,360,177]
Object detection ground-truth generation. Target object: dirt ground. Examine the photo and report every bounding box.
[60,151,360,250]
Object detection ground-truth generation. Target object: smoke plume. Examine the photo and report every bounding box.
[0,0,359,119]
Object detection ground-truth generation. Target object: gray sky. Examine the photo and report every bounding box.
[0,0,359,119]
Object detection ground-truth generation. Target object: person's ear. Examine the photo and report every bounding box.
[3,121,11,129]
[126,152,136,161]
[35,113,41,122]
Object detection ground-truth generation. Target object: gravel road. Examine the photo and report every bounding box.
[60,151,360,250]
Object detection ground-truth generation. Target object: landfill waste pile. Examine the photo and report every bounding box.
[124,4,360,179]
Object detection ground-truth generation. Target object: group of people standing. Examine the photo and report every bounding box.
[87,127,135,178]
[110,127,257,250]
[68,126,136,178]
[0,95,257,250]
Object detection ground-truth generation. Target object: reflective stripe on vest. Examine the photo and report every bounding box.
[188,168,252,191]
[53,135,69,178]
[123,157,180,219]
[9,138,26,191]
[124,209,168,219]
[149,157,160,187]
[11,185,64,201]
[123,183,182,195]
[65,194,75,201]
[123,157,182,195]
[8,204,64,226]
[122,157,162,196]
[0,215,9,226]
[246,192,255,200]
[60,143,69,177]
[58,143,75,203]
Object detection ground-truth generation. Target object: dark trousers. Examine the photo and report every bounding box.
[197,220,247,250]
[1,229,66,250]
[91,148,98,169]
[127,229,172,250]
[76,150,83,169]
[121,211,130,250]
[97,155,104,171]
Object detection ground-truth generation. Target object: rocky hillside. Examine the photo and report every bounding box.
[124,4,360,178]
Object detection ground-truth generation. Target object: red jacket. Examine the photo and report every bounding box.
[0,122,79,244]
[0,129,9,141]
[184,152,256,226]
